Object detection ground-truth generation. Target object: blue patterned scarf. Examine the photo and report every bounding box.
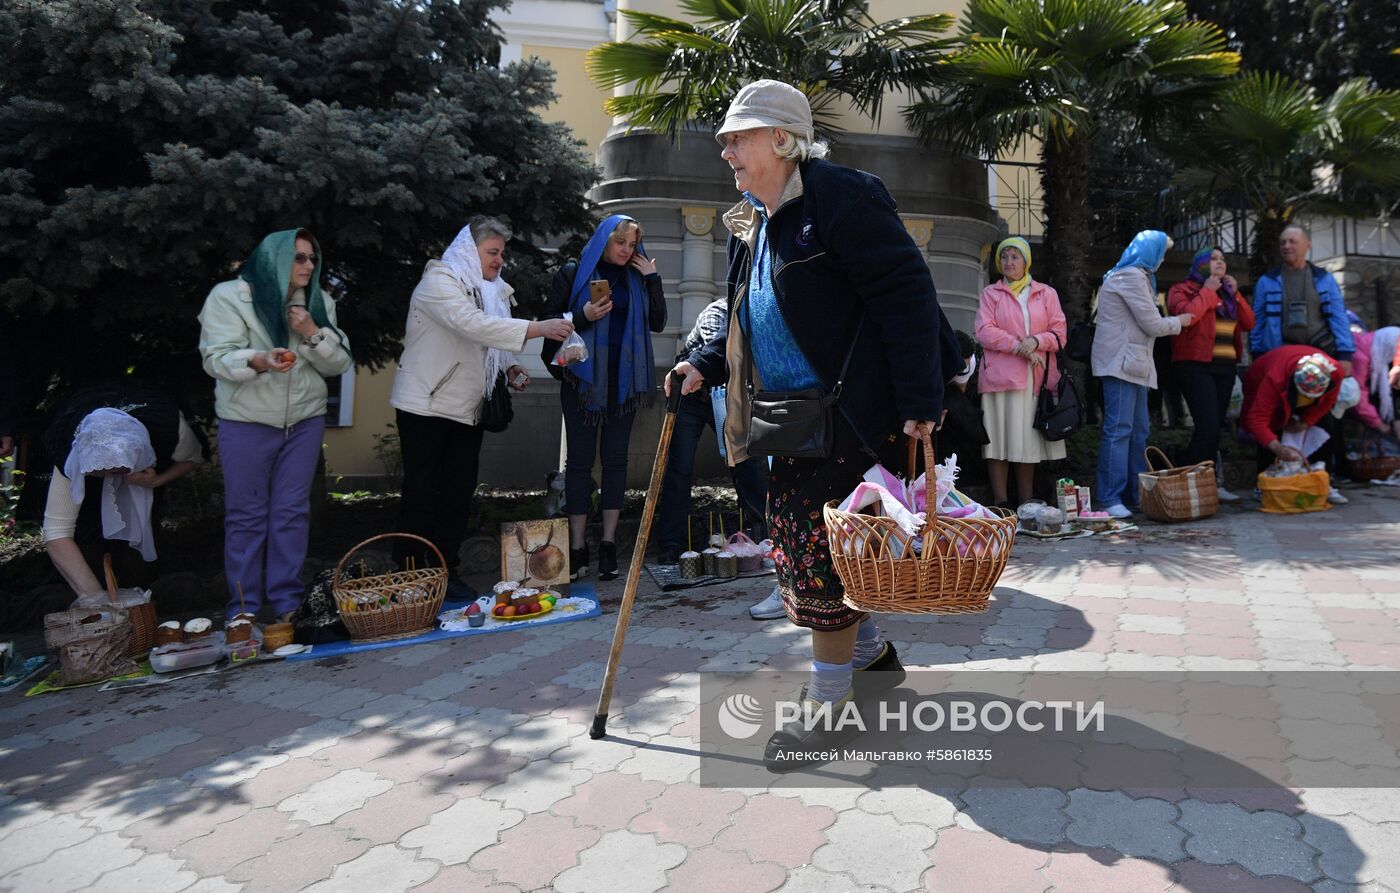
[567,214,656,417]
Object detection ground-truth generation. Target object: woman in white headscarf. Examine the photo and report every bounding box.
[389,217,574,599]
[40,385,205,598]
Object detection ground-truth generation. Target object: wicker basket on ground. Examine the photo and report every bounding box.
[333,533,448,642]
[1138,446,1218,523]
[1351,436,1400,483]
[42,556,139,684]
[824,437,1017,614]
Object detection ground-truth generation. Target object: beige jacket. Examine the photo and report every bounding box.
[1090,266,1183,388]
[198,279,353,427]
[389,260,530,425]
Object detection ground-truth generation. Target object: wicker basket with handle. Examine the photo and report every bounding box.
[1350,436,1400,483]
[1137,446,1218,523]
[102,555,157,657]
[824,437,1016,614]
[332,533,448,642]
[42,555,139,684]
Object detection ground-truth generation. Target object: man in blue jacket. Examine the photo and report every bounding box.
[1249,223,1354,499]
[1250,225,1354,373]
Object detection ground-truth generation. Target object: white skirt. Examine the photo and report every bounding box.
[982,384,1067,463]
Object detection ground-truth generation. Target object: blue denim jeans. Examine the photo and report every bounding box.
[655,391,768,550]
[1096,376,1150,510]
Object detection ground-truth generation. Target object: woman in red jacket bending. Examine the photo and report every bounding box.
[1241,347,1343,473]
[1167,247,1255,501]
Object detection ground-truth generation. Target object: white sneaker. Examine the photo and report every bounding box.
[1105,504,1134,519]
[1328,488,1350,505]
[1217,487,1241,503]
[749,587,785,620]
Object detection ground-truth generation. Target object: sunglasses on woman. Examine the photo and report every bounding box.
[294,253,318,266]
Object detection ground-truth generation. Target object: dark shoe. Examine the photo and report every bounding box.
[763,690,860,772]
[799,642,905,701]
[656,544,681,566]
[854,641,907,691]
[570,545,590,580]
[598,541,619,581]
[446,578,478,602]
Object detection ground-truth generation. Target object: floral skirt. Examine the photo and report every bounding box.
[768,415,903,631]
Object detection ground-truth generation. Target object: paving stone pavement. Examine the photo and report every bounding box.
[3,493,1400,891]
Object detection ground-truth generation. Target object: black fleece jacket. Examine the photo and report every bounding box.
[690,158,960,453]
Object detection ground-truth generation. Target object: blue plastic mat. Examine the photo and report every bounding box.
[282,582,601,662]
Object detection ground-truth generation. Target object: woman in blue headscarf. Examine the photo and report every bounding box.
[1090,231,1196,517]
[541,215,667,580]
[1167,247,1255,499]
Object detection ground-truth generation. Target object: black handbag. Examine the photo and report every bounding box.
[746,315,862,460]
[1065,317,1095,363]
[481,371,513,433]
[1033,345,1084,441]
[292,568,350,645]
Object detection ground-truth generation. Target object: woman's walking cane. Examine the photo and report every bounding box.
[591,371,685,739]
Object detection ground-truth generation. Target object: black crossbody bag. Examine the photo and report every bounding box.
[1032,334,1084,441]
[745,307,863,460]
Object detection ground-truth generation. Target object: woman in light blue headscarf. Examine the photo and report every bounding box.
[1090,231,1197,517]
[541,215,668,581]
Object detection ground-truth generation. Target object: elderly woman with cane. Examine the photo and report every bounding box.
[669,80,957,768]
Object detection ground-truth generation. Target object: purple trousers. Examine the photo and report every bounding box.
[218,416,325,620]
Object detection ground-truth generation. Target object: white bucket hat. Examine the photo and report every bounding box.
[1332,376,1361,418]
[715,79,814,144]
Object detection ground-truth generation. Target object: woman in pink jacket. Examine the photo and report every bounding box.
[975,237,1068,506]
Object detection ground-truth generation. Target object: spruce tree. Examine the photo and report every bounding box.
[0,0,596,421]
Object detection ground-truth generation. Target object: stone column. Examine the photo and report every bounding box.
[905,214,999,333]
[679,206,718,346]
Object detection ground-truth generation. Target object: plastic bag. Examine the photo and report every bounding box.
[1257,467,1331,513]
[71,587,150,611]
[726,532,764,572]
[1226,375,1243,419]
[550,313,589,368]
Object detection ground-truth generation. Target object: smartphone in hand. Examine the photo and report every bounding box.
[589,280,611,304]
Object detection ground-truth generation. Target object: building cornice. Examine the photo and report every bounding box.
[499,0,611,51]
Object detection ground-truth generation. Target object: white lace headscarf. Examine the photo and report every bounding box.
[442,221,515,388]
[1370,326,1400,424]
[62,408,158,561]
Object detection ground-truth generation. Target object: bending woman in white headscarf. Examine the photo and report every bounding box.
[389,217,574,599]
[40,384,206,598]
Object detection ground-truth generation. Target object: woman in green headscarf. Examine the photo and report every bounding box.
[198,229,353,622]
[974,237,1068,506]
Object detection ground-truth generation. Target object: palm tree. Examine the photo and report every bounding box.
[585,0,956,140]
[904,0,1240,317]
[1168,72,1400,277]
